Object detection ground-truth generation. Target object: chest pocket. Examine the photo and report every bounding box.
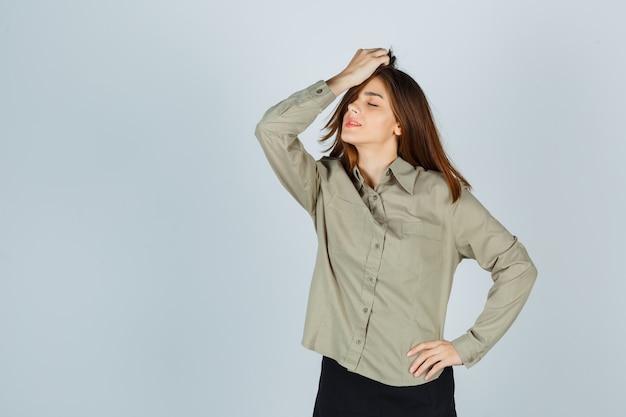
[398,221,443,276]
[325,195,368,257]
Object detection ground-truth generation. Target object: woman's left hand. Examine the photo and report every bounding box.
[406,340,463,381]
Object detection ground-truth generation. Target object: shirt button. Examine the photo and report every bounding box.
[356,339,362,345]
[316,88,323,94]
[373,195,378,200]
[363,308,369,313]
[375,243,380,249]
[386,170,391,176]
[367,276,373,283]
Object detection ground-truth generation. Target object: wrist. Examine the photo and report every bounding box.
[326,73,356,97]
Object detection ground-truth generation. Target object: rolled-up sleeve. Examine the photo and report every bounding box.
[450,188,538,367]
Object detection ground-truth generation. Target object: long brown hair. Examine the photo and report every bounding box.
[321,54,470,203]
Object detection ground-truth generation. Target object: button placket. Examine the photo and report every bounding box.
[343,222,386,369]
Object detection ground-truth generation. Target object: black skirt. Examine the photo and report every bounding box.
[313,357,456,417]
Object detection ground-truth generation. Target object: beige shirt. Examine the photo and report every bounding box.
[255,80,537,386]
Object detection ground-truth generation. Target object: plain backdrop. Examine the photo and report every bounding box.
[1,0,625,416]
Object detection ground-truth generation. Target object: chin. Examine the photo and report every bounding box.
[340,134,359,146]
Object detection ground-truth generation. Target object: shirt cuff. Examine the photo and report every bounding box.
[307,80,337,110]
[451,334,483,369]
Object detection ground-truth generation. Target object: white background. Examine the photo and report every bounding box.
[1,0,625,416]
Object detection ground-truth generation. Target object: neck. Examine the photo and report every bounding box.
[356,148,398,189]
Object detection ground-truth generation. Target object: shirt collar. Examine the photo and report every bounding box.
[388,157,417,195]
[352,157,417,195]
[351,165,366,191]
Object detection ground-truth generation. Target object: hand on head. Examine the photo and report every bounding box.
[327,48,391,96]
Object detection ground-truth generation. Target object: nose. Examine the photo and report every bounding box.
[347,102,359,114]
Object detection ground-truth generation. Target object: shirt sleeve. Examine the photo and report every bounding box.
[254,81,336,214]
[450,188,538,368]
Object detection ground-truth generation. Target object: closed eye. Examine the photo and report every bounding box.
[367,103,378,107]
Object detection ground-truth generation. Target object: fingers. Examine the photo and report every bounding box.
[406,340,438,357]
[327,47,391,96]
[358,47,389,59]
[349,48,390,70]
[406,340,463,381]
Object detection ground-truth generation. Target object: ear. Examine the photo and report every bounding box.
[394,123,402,136]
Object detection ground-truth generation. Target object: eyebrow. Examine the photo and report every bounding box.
[363,91,384,99]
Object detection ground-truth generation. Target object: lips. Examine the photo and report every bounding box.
[345,118,361,127]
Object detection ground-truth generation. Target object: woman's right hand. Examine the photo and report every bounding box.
[327,48,390,96]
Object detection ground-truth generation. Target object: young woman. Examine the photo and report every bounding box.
[255,48,537,417]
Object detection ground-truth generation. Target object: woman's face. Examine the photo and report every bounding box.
[341,76,402,152]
